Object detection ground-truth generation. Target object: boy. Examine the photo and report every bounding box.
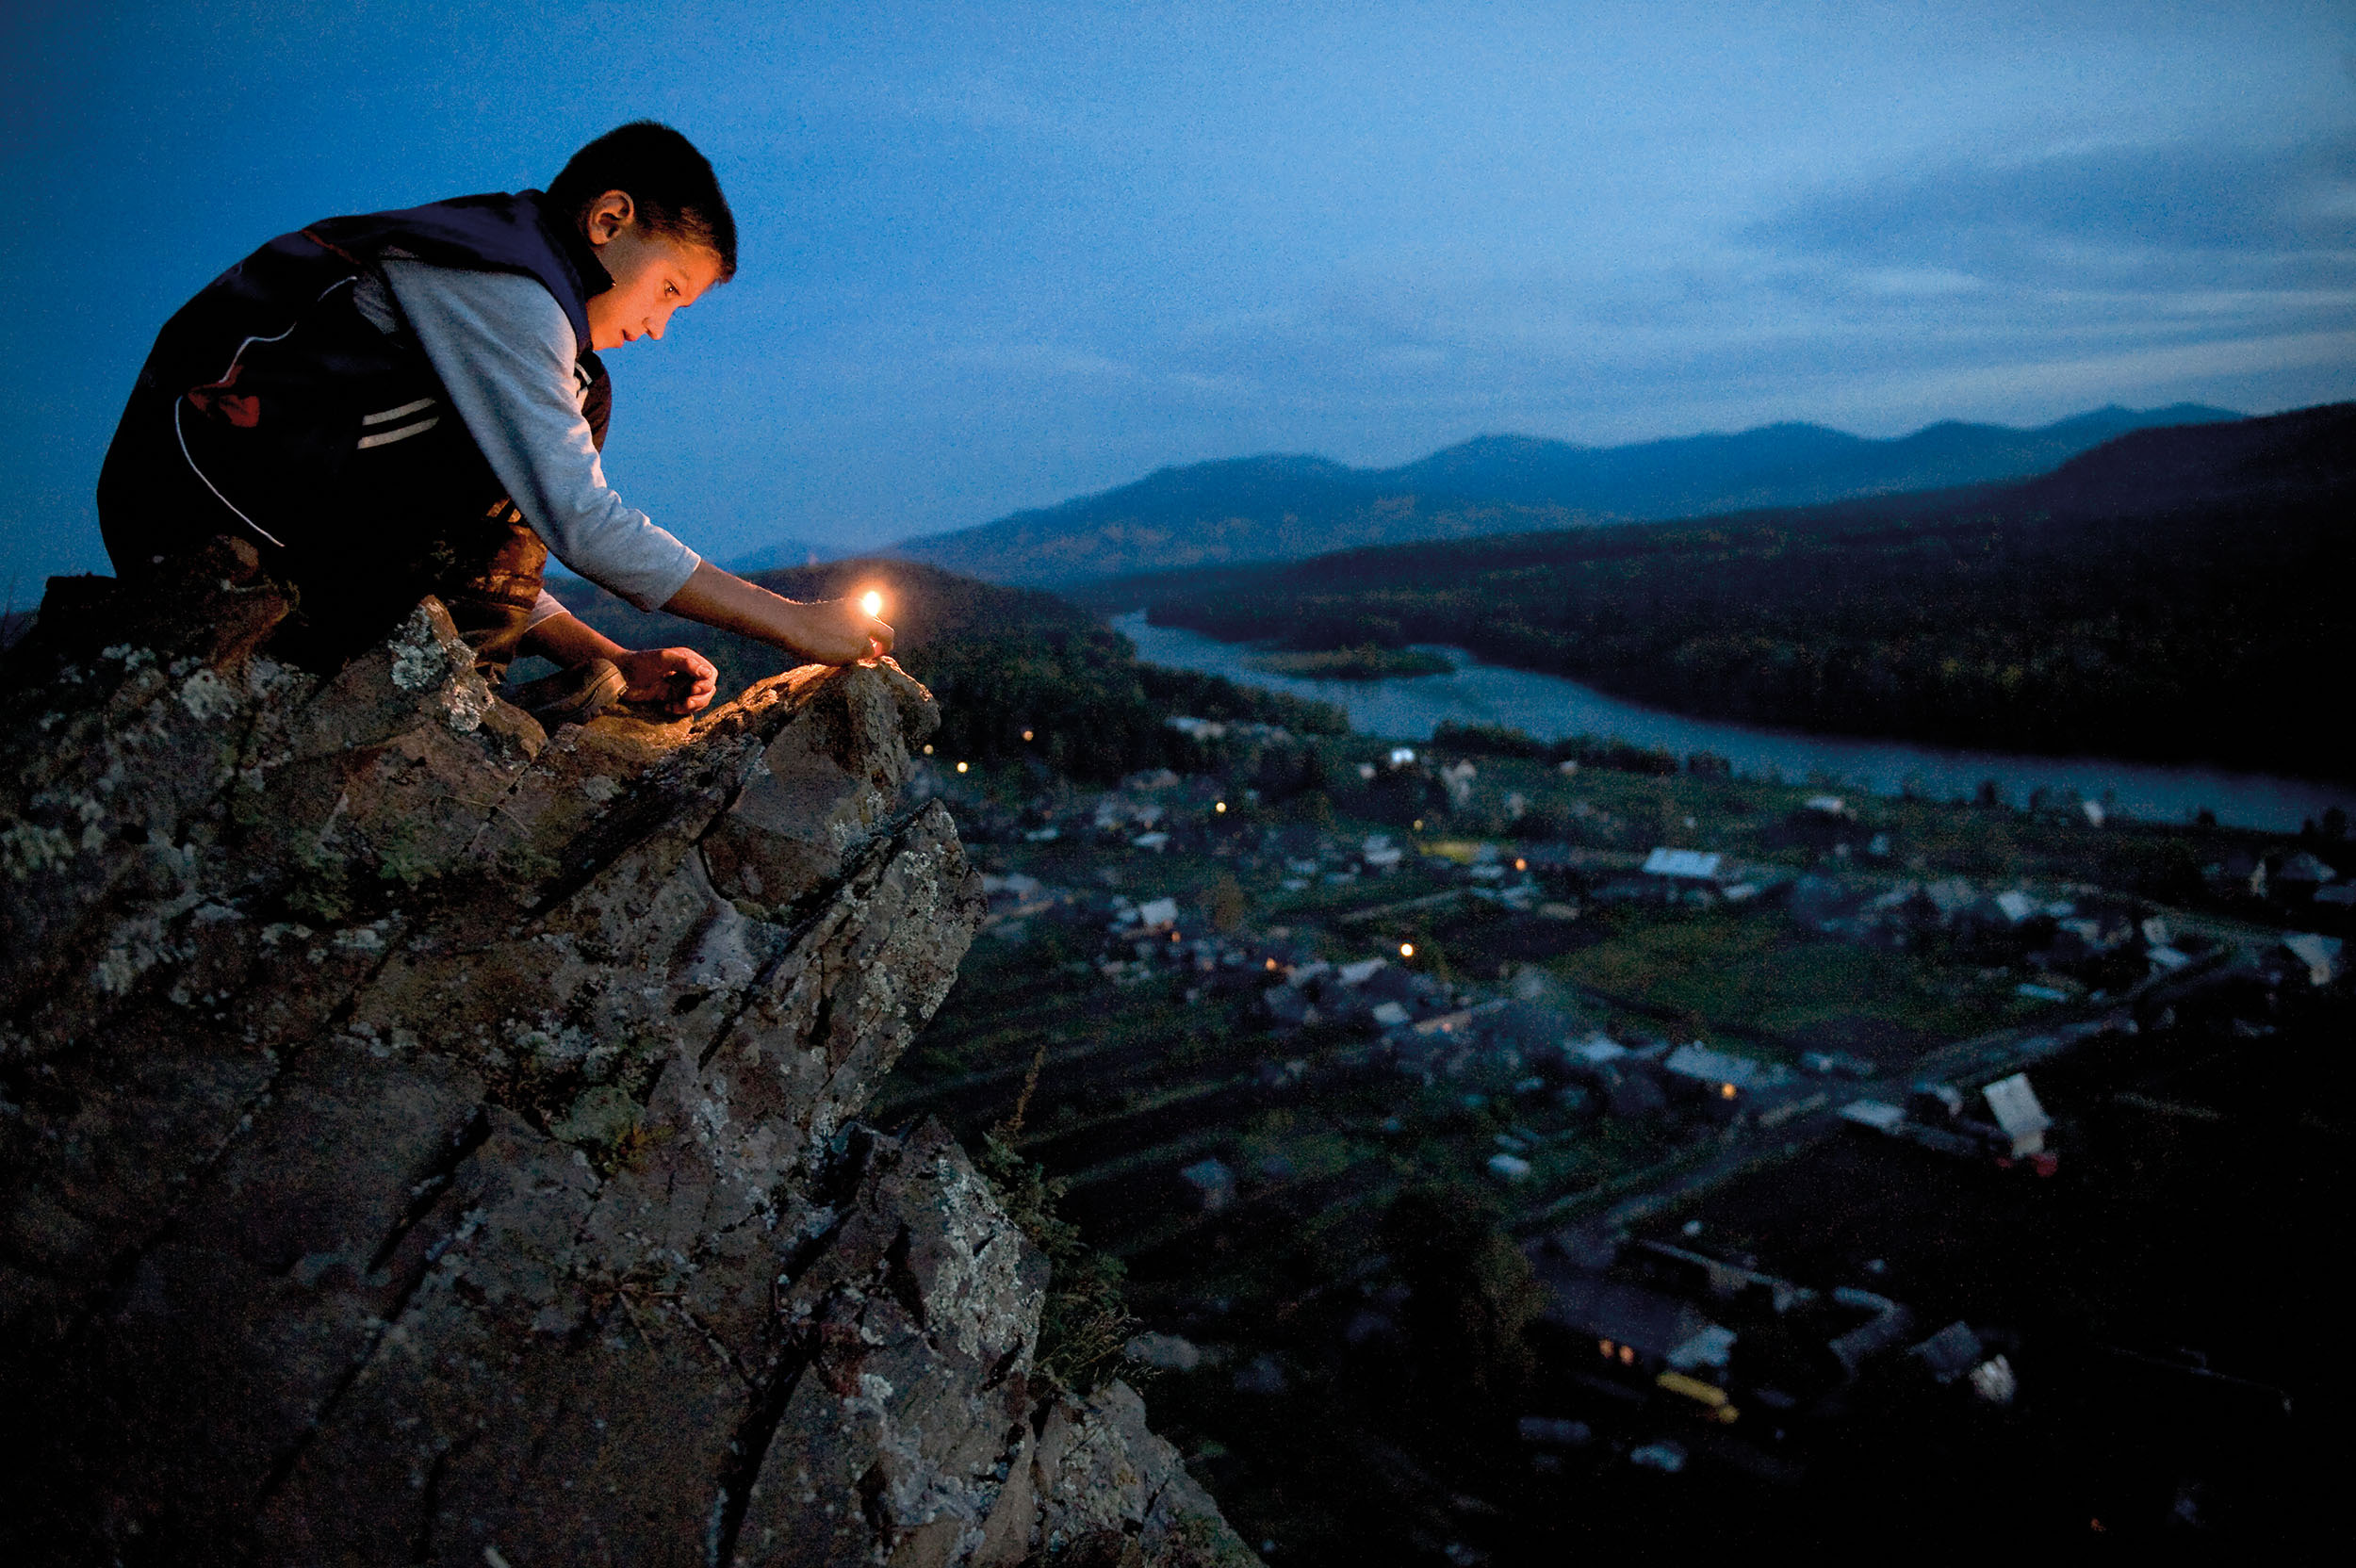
[98,122,889,723]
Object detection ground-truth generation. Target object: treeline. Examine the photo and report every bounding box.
[551,559,1343,782]
[1427,720,1681,776]
[1080,405,2355,782]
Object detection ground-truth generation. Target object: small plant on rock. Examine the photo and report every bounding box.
[975,1040,1141,1394]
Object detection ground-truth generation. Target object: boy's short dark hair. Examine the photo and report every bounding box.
[548,122,738,281]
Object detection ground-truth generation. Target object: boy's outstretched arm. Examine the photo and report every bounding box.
[659,562,895,666]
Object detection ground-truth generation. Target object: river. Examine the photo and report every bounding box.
[1113,612,2348,834]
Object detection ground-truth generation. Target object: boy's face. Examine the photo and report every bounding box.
[582,192,725,352]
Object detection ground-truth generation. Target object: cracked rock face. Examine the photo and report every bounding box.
[0,542,1255,1568]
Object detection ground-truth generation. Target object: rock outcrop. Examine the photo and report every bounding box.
[0,540,1254,1568]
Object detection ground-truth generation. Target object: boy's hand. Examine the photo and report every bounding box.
[657,565,897,668]
[786,598,896,665]
[614,647,718,714]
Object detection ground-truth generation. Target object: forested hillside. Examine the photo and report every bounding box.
[1075,403,2355,781]
[894,404,2235,585]
[894,455,1579,585]
[551,559,1344,780]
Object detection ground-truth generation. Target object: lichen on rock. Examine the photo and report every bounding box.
[0,543,1255,1568]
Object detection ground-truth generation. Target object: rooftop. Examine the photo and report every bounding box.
[1643,847,1725,880]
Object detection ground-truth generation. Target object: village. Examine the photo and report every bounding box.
[874,714,2348,1557]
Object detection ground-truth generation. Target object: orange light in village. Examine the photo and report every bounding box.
[956,761,969,773]
[1514,858,1528,872]
[1023,729,1035,742]
[1399,942,1415,959]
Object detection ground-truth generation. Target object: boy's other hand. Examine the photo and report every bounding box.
[615,647,718,714]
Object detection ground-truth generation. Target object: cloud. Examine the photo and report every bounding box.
[1748,135,2356,289]
[1076,131,2356,452]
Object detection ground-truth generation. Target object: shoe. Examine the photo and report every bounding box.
[507,658,627,728]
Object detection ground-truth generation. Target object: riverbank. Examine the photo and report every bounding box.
[1114,613,2351,835]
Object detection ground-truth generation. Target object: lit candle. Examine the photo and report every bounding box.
[860,590,884,618]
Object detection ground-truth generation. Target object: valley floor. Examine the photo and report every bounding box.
[873,730,2351,1559]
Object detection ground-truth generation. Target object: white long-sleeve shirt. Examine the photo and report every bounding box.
[354,260,701,618]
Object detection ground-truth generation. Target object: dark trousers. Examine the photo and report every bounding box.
[100,363,611,685]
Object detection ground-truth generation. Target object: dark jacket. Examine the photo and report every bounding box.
[97,191,613,668]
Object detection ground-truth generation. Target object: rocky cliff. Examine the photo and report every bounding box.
[0,539,1254,1568]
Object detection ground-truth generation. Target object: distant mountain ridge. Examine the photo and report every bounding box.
[719,537,831,574]
[894,403,2239,585]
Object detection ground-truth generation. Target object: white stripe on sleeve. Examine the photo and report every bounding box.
[379,260,700,612]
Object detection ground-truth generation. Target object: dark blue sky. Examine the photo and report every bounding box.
[4,2,2351,592]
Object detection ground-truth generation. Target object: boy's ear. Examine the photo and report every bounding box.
[583,189,636,247]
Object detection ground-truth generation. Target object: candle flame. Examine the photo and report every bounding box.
[860,590,883,617]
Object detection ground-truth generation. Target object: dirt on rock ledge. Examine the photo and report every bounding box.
[0,540,1257,1568]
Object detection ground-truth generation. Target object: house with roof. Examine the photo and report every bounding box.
[2277,851,2338,901]
[2281,933,2343,987]
[1535,1267,1733,1384]
[1261,982,1318,1030]
[1643,847,1724,882]
[1662,1042,1794,1119]
[1560,1037,1670,1118]
[1777,795,1862,853]
[1637,847,1741,907]
[1980,1073,2053,1157]
[2205,851,2267,898]
[1826,1286,1917,1379]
